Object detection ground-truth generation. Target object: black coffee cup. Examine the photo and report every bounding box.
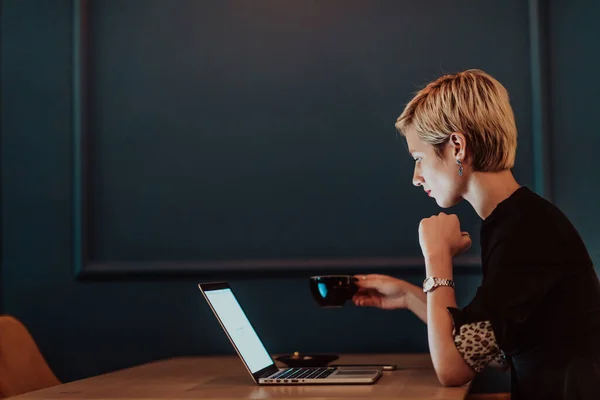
[309,275,359,307]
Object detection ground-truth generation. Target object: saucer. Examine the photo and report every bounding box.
[275,352,339,367]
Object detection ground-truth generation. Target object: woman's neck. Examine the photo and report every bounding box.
[463,170,521,220]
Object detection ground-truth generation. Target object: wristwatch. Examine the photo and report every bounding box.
[422,277,455,293]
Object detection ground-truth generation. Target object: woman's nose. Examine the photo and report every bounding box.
[412,167,424,187]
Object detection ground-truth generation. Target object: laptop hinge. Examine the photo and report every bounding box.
[255,365,280,380]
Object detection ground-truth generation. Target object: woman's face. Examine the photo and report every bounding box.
[404,126,465,208]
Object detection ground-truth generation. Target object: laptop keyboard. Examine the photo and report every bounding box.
[271,367,336,380]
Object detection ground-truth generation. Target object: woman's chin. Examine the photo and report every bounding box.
[435,196,460,208]
[435,199,450,208]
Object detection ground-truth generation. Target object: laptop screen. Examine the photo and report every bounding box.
[204,288,274,374]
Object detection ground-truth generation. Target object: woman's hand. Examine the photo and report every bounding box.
[352,274,414,310]
[418,212,472,260]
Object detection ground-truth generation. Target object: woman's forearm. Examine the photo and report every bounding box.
[405,282,428,323]
[425,252,475,386]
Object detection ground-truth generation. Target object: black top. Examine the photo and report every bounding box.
[455,187,600,399]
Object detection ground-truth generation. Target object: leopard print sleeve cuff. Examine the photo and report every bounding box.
[447,307,507,373]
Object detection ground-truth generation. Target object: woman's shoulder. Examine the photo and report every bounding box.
[481,187,593,269]
[483,187,583,242]
[485,187,563,225]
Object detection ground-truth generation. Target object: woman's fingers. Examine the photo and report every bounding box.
[354,288,378,296]
[459,231,472,254]
[354,296,381,308]
[354,274,388,289]
[353,289,383,308]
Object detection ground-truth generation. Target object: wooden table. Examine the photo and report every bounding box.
[12,354,471,400]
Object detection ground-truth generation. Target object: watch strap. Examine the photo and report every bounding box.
[423,277,455,292]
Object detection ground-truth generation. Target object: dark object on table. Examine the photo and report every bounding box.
[275,352,339,367]
[309,275,358,307]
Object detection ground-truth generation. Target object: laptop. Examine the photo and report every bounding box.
[198,281,382,385]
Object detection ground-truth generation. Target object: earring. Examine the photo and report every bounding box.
[456,159,463,176]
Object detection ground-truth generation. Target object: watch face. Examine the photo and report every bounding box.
[424,278,434,291]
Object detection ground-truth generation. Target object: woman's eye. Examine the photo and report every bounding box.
[414,157,422,163]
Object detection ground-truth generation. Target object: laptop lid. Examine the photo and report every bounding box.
[198,282,279,382]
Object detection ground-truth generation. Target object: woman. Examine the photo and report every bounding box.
[353,69,600,399]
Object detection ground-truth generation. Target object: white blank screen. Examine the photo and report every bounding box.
[205,288,273,373]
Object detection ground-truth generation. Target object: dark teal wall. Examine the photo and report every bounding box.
[1,0,597,394]
[82,0,533,267]
[549,0,600,263]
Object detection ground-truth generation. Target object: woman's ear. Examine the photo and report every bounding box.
[449,132,467,161]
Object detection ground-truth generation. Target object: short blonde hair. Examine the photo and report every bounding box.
[395,69,517,172]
